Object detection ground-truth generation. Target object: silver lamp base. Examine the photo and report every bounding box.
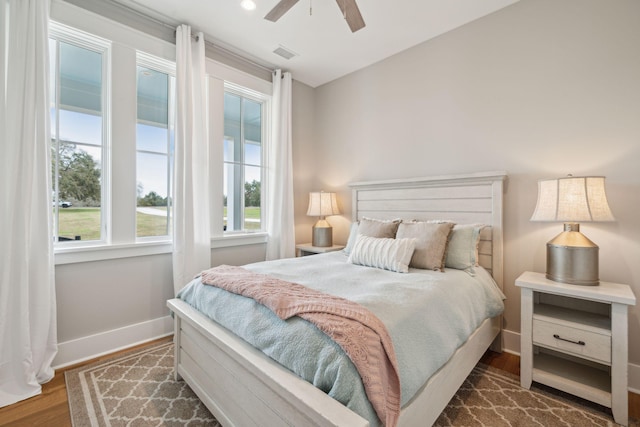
[546,223,599,286]
[312,221,333,247]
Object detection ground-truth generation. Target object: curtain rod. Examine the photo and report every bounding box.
[63,0,275,75]
[170,30,274,74]
[173,30,200,42]
[96,0,274,74]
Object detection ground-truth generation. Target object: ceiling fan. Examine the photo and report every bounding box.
[264,0,366,33]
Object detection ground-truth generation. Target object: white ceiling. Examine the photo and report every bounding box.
[115,0,519,88]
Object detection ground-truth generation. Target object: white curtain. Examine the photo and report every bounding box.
[0,0,58,408]
[266,69,295,260]
[172,25,211,294]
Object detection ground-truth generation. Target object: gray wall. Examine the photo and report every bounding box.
[301,0,640,364]
[56,255,174,342]
[55,245,266,345]
[292,80,320,244]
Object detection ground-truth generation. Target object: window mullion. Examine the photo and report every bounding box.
[240,97,246,227]
[53,38,61,242]
[231,97,244,229]
[101,41,111,244]
[166,75,174,236]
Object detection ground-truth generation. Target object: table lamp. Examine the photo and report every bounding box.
[306,191,340,247]
[530,175,614,286]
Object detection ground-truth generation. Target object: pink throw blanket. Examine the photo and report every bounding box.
[200,265,401,427]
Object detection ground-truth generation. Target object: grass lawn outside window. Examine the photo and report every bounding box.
[56,206,261,241]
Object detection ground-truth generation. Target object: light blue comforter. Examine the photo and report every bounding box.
[177,251,504,426]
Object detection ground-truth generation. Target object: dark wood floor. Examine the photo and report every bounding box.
[0,339,638,426]
[0,337,173,427]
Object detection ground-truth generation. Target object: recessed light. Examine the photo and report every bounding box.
[241,0,256,11]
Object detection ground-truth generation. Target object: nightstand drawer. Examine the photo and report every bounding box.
[533,319,611,364]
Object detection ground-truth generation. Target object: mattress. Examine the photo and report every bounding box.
[177,251,505,426]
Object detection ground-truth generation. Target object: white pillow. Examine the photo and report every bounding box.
[445,224,485,270]
[343,222,360,255]
[347,235,416,273]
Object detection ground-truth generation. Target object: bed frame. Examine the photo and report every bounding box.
[167,171,507,426]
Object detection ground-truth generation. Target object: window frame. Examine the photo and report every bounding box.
[49,22,112,248]
[135,52,176,242]
[207,61,272,245]
[49,6,273,265]
[223,83,268,235]
[49,11,182,264]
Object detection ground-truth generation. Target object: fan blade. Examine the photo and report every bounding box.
[335,0,365,32]
[265,0,300,22]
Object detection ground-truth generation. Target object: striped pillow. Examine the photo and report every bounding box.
[347,235,416,273]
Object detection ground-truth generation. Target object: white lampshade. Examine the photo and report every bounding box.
[531,175,614,286]
[306,192,340,218]
[530,176,614,222]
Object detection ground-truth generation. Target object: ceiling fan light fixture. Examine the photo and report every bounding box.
[241,0,257,11]
[264,0,365,32]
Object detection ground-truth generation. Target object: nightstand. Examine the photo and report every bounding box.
[516,271,636,426]
[296,243,345,257]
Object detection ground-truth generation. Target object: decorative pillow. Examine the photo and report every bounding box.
[396,221,454,271]
[343,222,360,255]
[357,217,401,239]
[347,235,416,273]
[445,224,485,270]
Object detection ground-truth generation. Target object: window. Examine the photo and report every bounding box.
[136,55,175,239]
[49,26,109,244]
[49,10,273,263]
[223,88,265,233]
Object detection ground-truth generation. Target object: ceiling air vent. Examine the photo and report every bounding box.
[273,45,298,60]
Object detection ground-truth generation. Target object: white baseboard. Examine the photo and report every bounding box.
[501,328,521,355]
[629,362,640,394]
[501,328,640,392]
[53,315,174,369]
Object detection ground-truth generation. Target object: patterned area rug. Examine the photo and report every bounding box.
[66,341,633,426]
[433,364,626,427]
[65,342,219,426]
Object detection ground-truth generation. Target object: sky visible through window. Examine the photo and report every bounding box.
[53,109,263,199]
[51,109,102,164]
[51,108,173,198]
[52,87,263,203]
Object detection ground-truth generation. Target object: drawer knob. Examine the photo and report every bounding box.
[553,334,585,346]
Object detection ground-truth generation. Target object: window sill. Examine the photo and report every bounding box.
[212,232,268,248]
[54,233,269,265]
[54,241,173,265]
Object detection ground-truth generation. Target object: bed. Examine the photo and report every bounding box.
[167,171,507,426]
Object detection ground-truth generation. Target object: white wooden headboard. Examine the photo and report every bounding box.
[349,171,507,290]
